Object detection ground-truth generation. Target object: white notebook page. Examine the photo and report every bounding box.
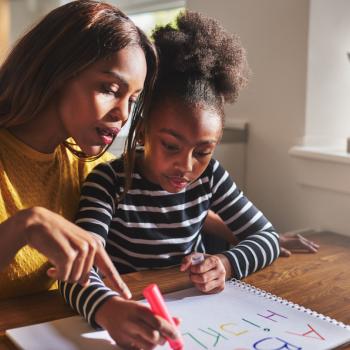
[6,280,350,350]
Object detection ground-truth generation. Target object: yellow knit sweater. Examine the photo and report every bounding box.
[0,128,115,299]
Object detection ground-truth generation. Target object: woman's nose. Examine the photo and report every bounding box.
[110,97,130,124]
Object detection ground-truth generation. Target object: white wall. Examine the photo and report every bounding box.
[187,0,310,232]
[9,0,60,46]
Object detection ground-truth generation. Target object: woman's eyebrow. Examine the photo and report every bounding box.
[102,71,128,88]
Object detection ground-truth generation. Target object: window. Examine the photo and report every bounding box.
[130,8,183,37]
[0,0,10,63]
[303,0,350,151]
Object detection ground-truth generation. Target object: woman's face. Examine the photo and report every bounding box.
[57,45,147,156]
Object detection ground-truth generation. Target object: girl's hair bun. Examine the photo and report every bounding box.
[152,10,249,103]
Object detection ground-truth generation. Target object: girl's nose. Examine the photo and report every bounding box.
[176,152,193,173]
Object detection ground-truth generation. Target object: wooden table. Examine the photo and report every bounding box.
[1,231,350,349]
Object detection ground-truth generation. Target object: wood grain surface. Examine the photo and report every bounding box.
[1,231,349,349]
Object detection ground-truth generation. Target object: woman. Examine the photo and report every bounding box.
[0,0,157,299]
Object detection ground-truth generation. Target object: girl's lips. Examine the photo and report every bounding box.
[168,176,189,190]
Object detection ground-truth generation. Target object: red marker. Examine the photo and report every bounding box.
[143,284,184,350]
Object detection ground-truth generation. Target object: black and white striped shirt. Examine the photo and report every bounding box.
[59,157,279,327]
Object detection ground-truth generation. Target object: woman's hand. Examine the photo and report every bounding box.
[0,206,131,298]
[95,296,181,350]
[279,232,320,257]
[180,253,230,294]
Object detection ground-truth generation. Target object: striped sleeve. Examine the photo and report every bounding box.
[75,162,118,244]
[59,161,120,327]
[209,160,280,279]
[58,269,118,328]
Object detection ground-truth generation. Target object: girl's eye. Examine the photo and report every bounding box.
[161,141,179,152]
[195,150,213,158]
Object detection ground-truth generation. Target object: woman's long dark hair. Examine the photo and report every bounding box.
[0,0,158,192]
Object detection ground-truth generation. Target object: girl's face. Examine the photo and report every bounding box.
[57,45,147,156]
[140,100,222,193]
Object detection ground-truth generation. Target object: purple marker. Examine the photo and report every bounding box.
[191,253,205,266]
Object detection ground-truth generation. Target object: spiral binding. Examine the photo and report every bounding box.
[229,278,350,331]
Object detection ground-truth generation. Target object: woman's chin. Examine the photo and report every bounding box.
[81,145,105,157]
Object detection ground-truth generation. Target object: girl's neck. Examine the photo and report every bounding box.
[7,103,67,154]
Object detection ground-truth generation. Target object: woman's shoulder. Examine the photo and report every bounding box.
[82,151,117,173]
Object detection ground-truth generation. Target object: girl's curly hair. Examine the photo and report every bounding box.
[124,11,249,194]
[150,10,249,115]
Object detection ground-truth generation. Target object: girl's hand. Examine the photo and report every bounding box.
[95,297,181,349]
[279,232,320,257]
[180,253,229,294]
[15,207,130,298]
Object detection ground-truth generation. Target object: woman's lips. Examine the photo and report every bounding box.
[96,127,120,145]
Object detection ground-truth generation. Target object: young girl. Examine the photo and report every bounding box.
[60,11,280,349]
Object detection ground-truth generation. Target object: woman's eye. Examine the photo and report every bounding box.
[101,84,118,96]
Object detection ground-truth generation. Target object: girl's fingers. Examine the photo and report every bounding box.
[179,254,195,272]
[301,237,320,249]
[279,247,292,257]
[137,327,161,345]
[155,316,181,341]
[299,237,319,252]
[191,255,225,276]
[172,317,181,326]
[194,278,224,293]
[139,315,181,346]
[280,234,320,255]
[190,268,220,284]
[129,335,154,350]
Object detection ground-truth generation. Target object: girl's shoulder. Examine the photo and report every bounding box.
[202,158,233,187]
[202,158,221,176]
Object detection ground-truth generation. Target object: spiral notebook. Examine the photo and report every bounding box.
[6,279,350,350]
